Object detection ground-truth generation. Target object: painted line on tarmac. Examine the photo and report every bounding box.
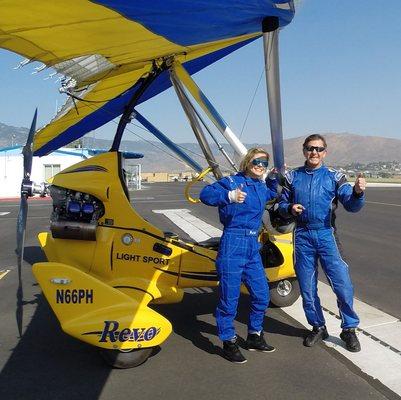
[1,216,50,220]
[365,201,401,207]
[131,196,155,200]
[132,199,190,204]
[285,290,401,396]
[0,269,11,280]
[0,203,51,208]
[153,209,221,242]
[0,212,10,216]
[158,208,401,396]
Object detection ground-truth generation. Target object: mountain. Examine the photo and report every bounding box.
[1,122,400,171]
[0,123,31,147]
[272,133,401,166]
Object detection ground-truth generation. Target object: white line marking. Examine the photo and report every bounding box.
[0,203,50,208]
[367,183,401,187]
[0,212,10,216]
[159,208,401,395]
[284,292,401,395]
[153,209,222,242]
[366,201,401,207]
[1,216,50,220]
[131,196,155,200]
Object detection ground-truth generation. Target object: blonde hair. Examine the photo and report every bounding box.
[239,147,270,172]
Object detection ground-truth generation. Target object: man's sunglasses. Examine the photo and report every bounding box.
[304,145,326,153]
[251,158,269,167]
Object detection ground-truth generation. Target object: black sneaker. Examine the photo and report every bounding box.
[245,333,275,352]
[304,326,329,347]
[340,328,361,352]
[223,338,247,364]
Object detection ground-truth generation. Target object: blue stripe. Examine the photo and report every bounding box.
[94,0,294,46]
[199,92,227,131]
[135,112,203,173]
[34,37,257,156]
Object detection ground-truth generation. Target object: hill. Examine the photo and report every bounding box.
[1,122,400,171]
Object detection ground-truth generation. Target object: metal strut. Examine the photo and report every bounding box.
[262,16,285,173]
[170,69,223,179]
[111,63,162,151]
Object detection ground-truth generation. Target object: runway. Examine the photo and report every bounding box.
[0,184,400,400]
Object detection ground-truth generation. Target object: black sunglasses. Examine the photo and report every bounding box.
[304,145,326,153]
[251,158,269,167]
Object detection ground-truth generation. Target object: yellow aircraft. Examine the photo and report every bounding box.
[5,0,299,368]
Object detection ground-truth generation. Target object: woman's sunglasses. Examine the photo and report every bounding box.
[251,158,269,168]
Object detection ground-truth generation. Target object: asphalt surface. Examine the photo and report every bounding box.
[0,184,400,400]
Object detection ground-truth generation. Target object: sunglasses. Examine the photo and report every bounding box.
[251,158,269,168]
[304,145,326,153]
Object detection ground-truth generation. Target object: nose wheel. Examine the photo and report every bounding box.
[269,278,299,307]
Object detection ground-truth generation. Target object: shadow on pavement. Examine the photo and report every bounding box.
[0,246,111,400]
[153,289,307,359]
[1,246,307,399]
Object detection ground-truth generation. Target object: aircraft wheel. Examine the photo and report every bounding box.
[269,278,300,307]
[99,347,154,369]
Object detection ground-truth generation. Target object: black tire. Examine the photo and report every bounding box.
[269,278,300,307]
[99,347,154,369]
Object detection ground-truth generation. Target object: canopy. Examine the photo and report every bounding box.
[0,0,295,156]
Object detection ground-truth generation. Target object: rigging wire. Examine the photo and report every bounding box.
[239,66,264,140]
[81,100,217,172]
[62,88,232,174]
[61,87,210,161]
[81,102,190,166]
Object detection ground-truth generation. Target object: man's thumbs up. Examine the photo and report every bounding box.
[354,172,366,194]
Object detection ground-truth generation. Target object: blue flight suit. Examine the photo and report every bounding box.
[200,172,277,341]
[278,165,364,329]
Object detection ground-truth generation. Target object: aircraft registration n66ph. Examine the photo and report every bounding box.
[2,0,299,368]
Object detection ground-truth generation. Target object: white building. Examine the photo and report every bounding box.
[0,147,91,198]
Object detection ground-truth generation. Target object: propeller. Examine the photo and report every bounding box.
[16,109,38,337]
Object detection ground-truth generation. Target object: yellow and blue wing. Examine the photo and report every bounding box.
[0,0,295,155]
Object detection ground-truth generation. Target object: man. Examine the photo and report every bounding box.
[278,134,366,352]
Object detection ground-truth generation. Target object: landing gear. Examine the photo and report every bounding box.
[99,347,154,369]
[269,278,300,307]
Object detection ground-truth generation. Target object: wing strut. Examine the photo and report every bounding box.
[262,16,285,173]
[110,62,163,152]
[133,111,204,174]
[170,70,223,179]
[171,61,247,161]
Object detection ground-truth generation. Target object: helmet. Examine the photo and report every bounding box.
[262,203,295,235]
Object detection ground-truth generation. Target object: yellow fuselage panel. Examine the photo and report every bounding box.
[32,262,172,349]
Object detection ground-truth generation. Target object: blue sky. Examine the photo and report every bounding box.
[1,0,400,145]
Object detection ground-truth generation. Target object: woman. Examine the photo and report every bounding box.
[200,148,277,364]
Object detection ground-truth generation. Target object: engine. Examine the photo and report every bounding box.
[49,186,105,241]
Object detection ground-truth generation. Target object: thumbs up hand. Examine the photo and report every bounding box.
[228,184,247,203]
[354,173,366,194]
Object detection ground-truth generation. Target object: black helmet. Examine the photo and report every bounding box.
[263,203,295,235]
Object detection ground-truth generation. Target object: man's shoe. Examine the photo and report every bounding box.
[304,326,329,347]
[340,328,361,352]
[245,333,275,352]
[223,338,247,364]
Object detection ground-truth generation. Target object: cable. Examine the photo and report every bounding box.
[239,66,264,140]
[81,101,203,168]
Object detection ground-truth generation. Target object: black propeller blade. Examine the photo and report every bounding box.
[16,109,37,337]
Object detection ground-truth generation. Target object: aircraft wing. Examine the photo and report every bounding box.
[0,0,295,155]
